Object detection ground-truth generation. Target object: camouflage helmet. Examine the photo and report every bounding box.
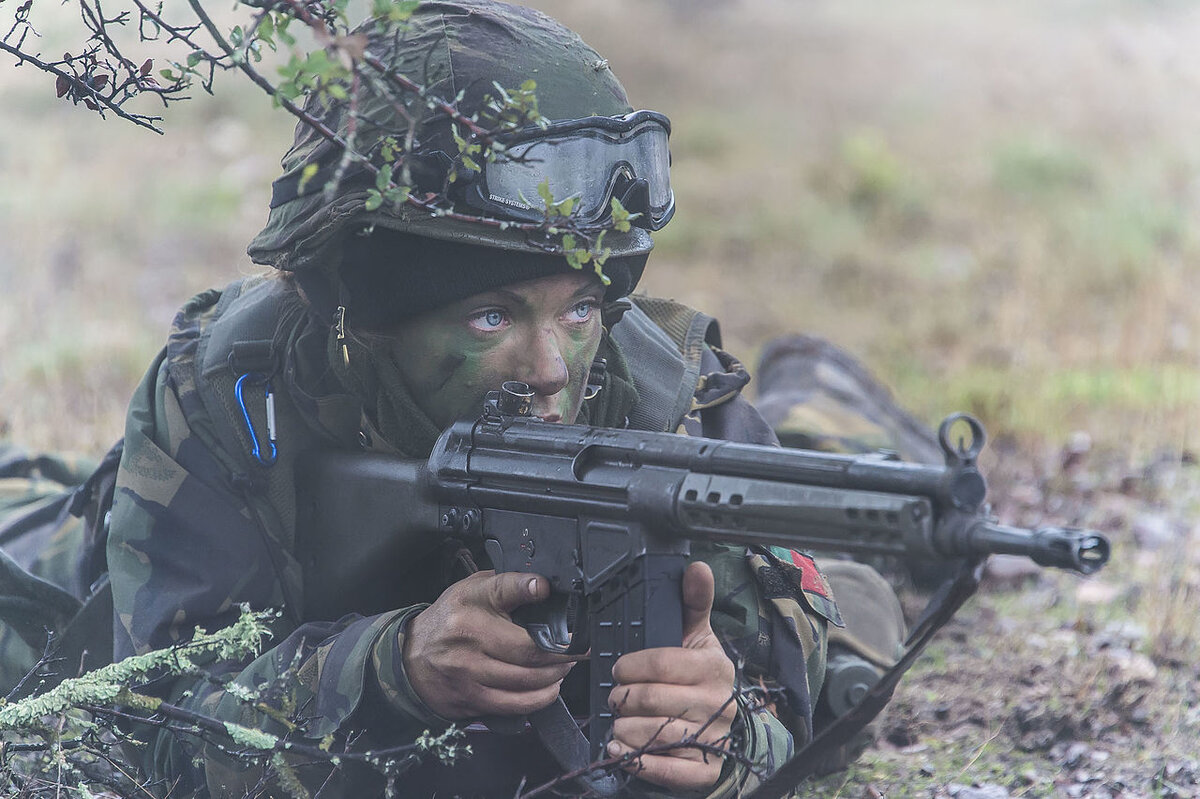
[247,0,656,282]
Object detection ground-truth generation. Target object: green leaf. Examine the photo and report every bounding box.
[375,164,393,191]
[610,197,632,232]
[186,51,202,68]
[277,56,300,79]
[276,17,296,46]
[277,82,302,101]
[537,178,554,208]
[561,234,576,250]
[364,189,383,212]
[298,163,320,195]
[375,0,419,21]
[307,49,332,72]
[385,185,412,206]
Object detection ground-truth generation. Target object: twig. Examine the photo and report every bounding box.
[0,38,164,131]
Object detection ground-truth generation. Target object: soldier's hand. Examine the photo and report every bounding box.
[403,570,579,719]
[607,561,737,791]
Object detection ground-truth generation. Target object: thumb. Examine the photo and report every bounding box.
[681,561,717,646]
[475,570,551,615]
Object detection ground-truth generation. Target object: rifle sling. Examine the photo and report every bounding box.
[527,698,620,797]
[745,558,984,799]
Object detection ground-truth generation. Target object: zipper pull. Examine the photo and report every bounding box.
[334,305,350,368]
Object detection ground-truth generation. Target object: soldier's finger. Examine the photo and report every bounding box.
[605,744,725,792]
[611,716,729,751]
[480,624,583,667]
[680,561,716,644]
[461,569,550,614]
[474,659,576,692]
[611,647,723,687]
[608,681,723,722]
[471,682,565,717]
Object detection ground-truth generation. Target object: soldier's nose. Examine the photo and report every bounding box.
[522,328,570,399]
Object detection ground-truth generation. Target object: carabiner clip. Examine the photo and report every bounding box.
[235,373,278,467]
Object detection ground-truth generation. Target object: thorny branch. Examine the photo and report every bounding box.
[517,662,770,799]
[0,607,775,798]
[1,0,194,131]
[3,0,631,267]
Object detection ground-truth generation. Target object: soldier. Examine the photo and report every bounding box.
[100,2,905,796]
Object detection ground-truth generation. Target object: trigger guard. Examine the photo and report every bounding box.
[526,623,571,654]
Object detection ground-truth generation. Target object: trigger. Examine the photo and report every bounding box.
[517,593,573,653]
[527,623,571,654]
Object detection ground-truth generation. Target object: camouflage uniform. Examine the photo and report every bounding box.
[97,2,905,796]
[0,446,95,690]
[107,277,841,797]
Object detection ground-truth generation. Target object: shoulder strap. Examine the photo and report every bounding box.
[611,296,721,433]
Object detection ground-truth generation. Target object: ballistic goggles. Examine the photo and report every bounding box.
[460,110,674,231]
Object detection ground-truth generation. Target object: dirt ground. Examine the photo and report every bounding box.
[807,439,1200,799]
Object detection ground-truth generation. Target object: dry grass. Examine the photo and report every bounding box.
[3,0,1200,457]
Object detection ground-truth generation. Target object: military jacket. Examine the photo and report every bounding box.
[106,276,841,797]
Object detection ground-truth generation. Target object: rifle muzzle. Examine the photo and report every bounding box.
[966,521,1111,575]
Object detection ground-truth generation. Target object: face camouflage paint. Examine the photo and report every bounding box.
[387,272,606,428]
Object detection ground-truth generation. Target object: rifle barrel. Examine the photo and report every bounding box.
[958,520,1110,574]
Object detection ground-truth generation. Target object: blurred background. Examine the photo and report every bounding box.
[3,0,1199,459]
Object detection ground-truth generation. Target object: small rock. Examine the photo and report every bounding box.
[1094,621,1147,650]
[1105,648,1158,683]
[1076,579,1120,605]
[1132,512,1177,549]
[1062,741,1092,767]
[1062,432,1092,470]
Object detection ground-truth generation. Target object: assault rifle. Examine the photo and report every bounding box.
[296,381,1109,781]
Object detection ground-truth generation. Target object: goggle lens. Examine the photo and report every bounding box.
[466,111,674,230]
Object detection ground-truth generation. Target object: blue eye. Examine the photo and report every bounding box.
[570,301,595,321]
[470,308,508,331]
